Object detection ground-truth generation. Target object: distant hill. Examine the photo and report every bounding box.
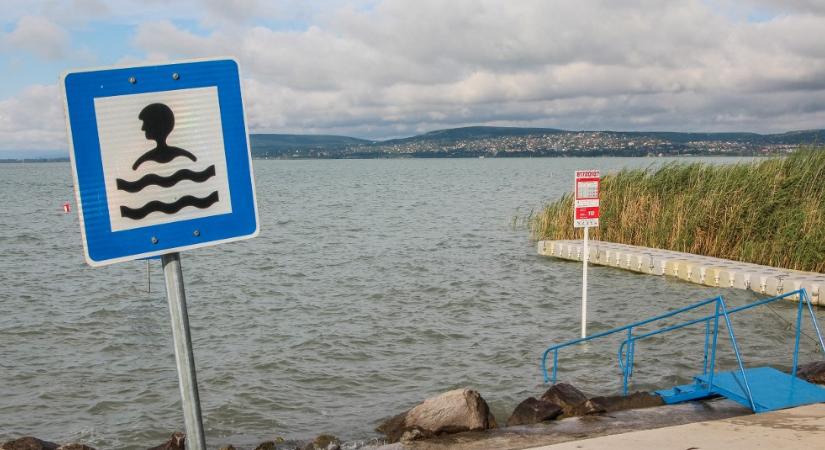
[763,129,825,144]
[5,126,821,161]
[616,129,825,144]
[250,126,825,159]
[250,134,372,158]
[390,126,565,142]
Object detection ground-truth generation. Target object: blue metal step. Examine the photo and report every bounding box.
[695,366,825,413]
[655,382,716,404]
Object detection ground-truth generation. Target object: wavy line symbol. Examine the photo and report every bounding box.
[120,191,219,220]
[116,165,216,193]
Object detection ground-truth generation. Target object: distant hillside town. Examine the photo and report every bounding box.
[3,126,822,163]
[250,126,823,159]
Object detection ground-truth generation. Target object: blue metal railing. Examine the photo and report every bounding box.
[541,295,721,384]
[541,289,824,408]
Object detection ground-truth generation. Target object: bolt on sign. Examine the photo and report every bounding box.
[574,170,600,228]
[62,58,259,266]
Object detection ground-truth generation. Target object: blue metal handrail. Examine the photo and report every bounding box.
[542,289,825,410]
[619,289,824,410]
[541,295,723,383]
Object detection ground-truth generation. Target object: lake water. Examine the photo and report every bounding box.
[1,157,822,449]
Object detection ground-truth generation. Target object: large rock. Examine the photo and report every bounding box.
[0,437,59,450]
[797,361,825,385]
[539,384,662,418]
[146,432,185,450]
[506,397,563,426]
[587,392,665,413]
[399,429,425,444]
[549,399,603,417]
[540,383,600,416]
[376,388,496,442]
[302,434,340,450]
[540,383,588,410]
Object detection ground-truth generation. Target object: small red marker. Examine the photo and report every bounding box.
[63,201,71,213]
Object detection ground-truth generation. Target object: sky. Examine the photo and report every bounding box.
[2,0,825,154]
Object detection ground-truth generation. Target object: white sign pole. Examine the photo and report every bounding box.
[581,226,589,338]
[574,169,599,339]
[162,253,206,450]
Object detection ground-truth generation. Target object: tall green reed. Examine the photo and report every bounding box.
[529,148,825,273]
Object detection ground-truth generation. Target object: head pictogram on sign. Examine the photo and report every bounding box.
[115,102,219,221]
[133,103,198,170]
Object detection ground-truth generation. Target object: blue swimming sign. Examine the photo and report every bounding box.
[62,58,259,266]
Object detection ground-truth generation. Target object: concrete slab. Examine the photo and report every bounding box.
[732,271,749,290]
[628,254,644,272]
[528,403,825,450]
[702,266,726,287]
[538,240,825,303]
[663,259,681,277]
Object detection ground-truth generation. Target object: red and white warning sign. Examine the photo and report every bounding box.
[574,169,600,228]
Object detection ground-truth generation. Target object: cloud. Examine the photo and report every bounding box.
[0,84,66,150]
[200,0,267,25]
[122,0,825,138]
[4,0,825,152]
[133,20,217,58]
[3,15,69,60]
[721,0,825,16]
[71,0,111,18]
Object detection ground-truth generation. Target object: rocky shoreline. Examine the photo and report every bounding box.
[5,361,824,450]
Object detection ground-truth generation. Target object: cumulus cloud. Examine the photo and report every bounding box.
[123,0,825,138]
[133,20,218,57]
[718,0,825,16]
[0,84,66,150]
[200,0,267,25]
[3,0,825,152]
[3,15,69,60]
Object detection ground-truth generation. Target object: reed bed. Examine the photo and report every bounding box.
[529,148,825,273]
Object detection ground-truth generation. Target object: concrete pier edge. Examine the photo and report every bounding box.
[538,240,824,304]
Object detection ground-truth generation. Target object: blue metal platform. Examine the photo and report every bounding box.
[657,366,825,412]
[699,366,825,412]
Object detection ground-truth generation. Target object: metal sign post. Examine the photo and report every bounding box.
[574,170,600,338]
[162,253,206,450]
[581,226,589,338]
[62,59,259,450]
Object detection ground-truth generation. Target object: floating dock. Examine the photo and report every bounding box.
[538,240,823,304]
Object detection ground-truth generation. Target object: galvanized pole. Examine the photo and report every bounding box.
[162,253,207,450]
[581,226,589,338]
